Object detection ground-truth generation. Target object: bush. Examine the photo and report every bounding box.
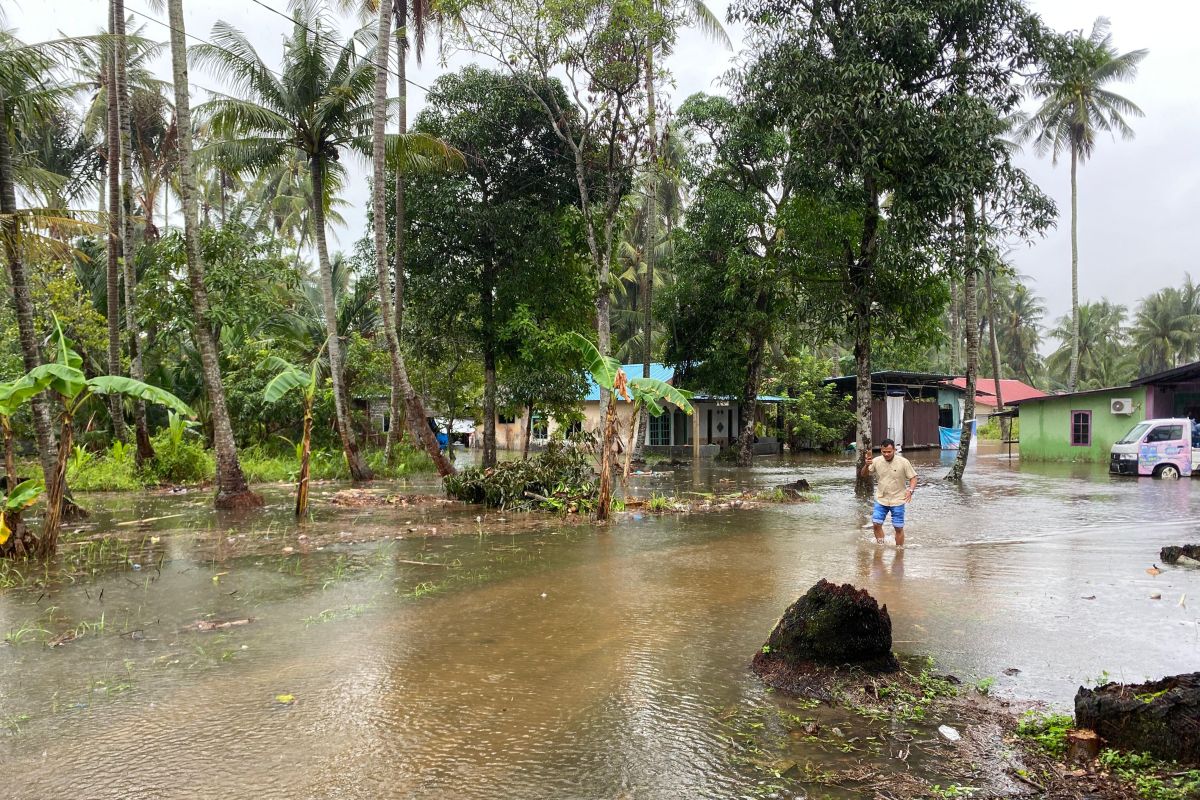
[239,443,436,484]
[67,441,147,492]
[148,434,214,485]
[977,417,1019,441]
[1015,711,1074,758]
[444,438,596,510]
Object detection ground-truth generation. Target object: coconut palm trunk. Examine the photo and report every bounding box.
[633,46,658,462]
[948,201,980,482]
[114,0,154,463]
[105,2,129,442]
[310,157,373,481]
[371,0,453,477]
[0,90,68,508]
[983,203,1006,440]
[166,0,261,509]
[1068,141,1080,392]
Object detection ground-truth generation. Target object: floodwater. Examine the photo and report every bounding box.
[1,444,1198,799]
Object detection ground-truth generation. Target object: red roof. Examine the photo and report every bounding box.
[943,377,1046,408]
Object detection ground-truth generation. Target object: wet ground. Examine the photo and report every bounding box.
[1,444,1198,798]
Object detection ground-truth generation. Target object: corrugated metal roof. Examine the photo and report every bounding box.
[584,363,675,402]
[942,377,1046,406]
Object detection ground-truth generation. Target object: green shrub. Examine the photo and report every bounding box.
[977,417,1019,441]
[444,438,596,510]
[67,442,147,492]
[148,414,214,484]
[239,443,436,484]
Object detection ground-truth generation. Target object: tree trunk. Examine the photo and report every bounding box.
[482,345,497,468]
[39,410,73,557]
[0,89,71,510]
[948,201,980,483]
[295,396,312,519]
[634,47,659,462]
[983,202,1007,441]
[738,326,767,468]
[1068,141,1080,393]
[596,394,618,521]
[114,0,154,464]
[309,158,372,482]
[166,0,261,510]
[522,403,533,459]
[624,403,641,483]
[386,14,410,462]
[105,1,129,442]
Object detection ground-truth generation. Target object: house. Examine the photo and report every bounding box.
[824,371,961,450]
[1011,360,1200,463]
[476,362,785,457]
[940,377,1046,422]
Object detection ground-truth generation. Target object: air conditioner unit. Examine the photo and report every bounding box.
[1110,398,1133,415]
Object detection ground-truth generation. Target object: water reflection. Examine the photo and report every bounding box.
[1,444,1199,798]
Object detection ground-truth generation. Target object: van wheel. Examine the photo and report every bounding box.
[1156,464,1181,480]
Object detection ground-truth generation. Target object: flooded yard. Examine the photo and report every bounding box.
[2,445,1198,798]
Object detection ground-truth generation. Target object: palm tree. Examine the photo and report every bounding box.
[368,0,454,475]
[104,1,129,442]
[1132,286,1200,376]
[993,275,1046,385]
[1022,17,1146,392]
[193,4,378,480]
[165,0,261,509]
[1047,300,1129,389]
[0,29,80,506]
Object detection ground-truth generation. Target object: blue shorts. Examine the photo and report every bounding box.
[872,501,906,528]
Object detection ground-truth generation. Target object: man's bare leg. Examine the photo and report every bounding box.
[894,527,905,548]
[873,522,886,544]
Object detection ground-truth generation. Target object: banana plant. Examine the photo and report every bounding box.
[568,332,694,519]
[262,348,324,519]
[0,370,59,555]
[29,317,195,556]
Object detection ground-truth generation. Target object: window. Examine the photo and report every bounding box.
[498,413,516,425]
[1070,410,1091,446]
[1146,425,1183,443]
[649,413,671,446]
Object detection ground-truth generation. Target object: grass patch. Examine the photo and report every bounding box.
[1015,711,1074,758]
[239,443,433,484]
[1098,749,1200,800]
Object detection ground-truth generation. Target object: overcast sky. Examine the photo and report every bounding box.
[8,0,1195,341]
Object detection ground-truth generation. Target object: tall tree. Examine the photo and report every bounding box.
[459,0,662,519]
[113,0,155,462]
[165,0,261,508]
[732,0,1046,479]
[194,4,378,480]
[404,66,590,468]
[370,0,455,476]
[1022,17,1146,392]
[105,2,129,442]
[0,31,79,508]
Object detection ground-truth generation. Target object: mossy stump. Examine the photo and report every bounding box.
[1074,673,1200,765]
[1160,544,1200,565]
[752,580,899,695]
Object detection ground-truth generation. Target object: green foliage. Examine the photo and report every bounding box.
[238,444,432,484]
[444,438,596,510]
[67,442,147,492]
[148,421,214,486]
[767,354,854,451]
[646,493,672,512]
[1015,711,1074,758]
[977,417,1019,441]
[1097,749,1200,800]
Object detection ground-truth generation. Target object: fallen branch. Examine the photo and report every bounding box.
[115,514,186,526]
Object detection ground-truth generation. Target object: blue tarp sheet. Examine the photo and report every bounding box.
[939,420,977,450]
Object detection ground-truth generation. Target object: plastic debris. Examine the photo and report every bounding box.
[938,725,961,742]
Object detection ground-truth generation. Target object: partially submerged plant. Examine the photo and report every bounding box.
[262,346,325,519]
[568,332,694,520]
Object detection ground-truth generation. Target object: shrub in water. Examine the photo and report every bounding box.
[148,432,214,485]
[444,438,596,510]
[67,441,147,492]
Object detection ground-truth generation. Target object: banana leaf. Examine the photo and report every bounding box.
[629,377,694,416]
[568,332,621,394]
[85,376,195,418]
[4,479,44,513]
[263,366,312,404]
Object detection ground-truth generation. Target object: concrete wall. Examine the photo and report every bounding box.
[1020,387,1147,462]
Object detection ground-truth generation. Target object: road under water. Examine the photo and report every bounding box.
[1,444,1198,798]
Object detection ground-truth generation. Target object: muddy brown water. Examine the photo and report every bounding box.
[1,444,1198,798]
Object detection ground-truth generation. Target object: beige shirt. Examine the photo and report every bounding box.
[869,454,916,506]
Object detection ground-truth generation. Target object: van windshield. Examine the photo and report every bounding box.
[1117,422,1153,444]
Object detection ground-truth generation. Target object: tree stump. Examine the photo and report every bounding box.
[1075,673,1200,764]
[1160,545,1200,565]
[1065,728,1102,765]
[752,580,899,695]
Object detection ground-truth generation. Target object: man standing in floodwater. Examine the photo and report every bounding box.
[859,438,917,547]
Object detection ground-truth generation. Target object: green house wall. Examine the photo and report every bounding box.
[1019,387,1147,462]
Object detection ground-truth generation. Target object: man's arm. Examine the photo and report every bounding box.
[905,462,917,501]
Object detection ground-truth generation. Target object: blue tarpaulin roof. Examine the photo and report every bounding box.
[583,363,784,404]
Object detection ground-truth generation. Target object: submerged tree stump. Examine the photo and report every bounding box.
[1160,545,1200,565]
[752,580,899,695]
[1074,673,1200,765]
